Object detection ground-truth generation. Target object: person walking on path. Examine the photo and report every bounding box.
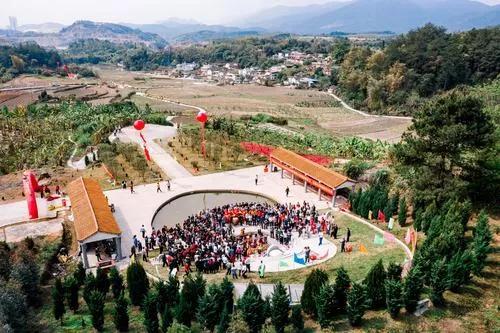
[347,228,351,242]
[156,182,162,193]
[130,181,135,194]
[285,187,290,197]
[255,175,258,186]
[258,261,266,278]
[340,237,346,252]
[318,231,323,246]
[140,225,146,238]
[167,180,171,191]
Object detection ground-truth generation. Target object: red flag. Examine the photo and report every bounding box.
[378,210,385,222]
[144,146,151,161]
[140,132,146,144]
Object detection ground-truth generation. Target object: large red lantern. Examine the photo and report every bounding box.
[196,111,208,123]
[134,119,145,131]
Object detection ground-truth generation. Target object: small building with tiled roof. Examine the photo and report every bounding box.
[270,147,356,205]
[67,177,122,269]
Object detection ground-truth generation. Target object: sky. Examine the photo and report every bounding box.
[2,0,499,27]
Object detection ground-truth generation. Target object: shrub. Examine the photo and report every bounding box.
[83,273,98,304]
[143,291,159,333]
[0,241,11,281]
[347,283,368,327]
[197,283,222,331]
[95,267,109,295]
[127,262,150,306]
[333,266,351,311]
[300,268,328,317]
[10,252,41,307]
[271,281,290,333]
[161,304,174,333]
[227,313,251,333]
[343,159,370,179]
[290,305,304,332]
[64,275,80,312]
[398,197,407,226]
[52,278,65,324]
[74,261,86,286]
[471,211,492,275]
[316,284,336,328]
[402,265,424,313]
[110,267,124,299]
[113,294,129,332]
[386,262,402,281]
[238,282,265,333]
[363,259,386,309]
[385,279,403,319]
[88,290,105,331]
[0,282,28,332]
[429,259,447,307]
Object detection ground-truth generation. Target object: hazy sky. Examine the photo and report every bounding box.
[2,0,499,27]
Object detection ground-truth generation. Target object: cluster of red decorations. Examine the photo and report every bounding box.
[240,142,332,166]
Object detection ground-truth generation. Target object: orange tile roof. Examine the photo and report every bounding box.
[270,147,354,189]
[67,177,121,242]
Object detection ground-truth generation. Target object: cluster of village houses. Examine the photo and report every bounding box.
[153,51,333,89]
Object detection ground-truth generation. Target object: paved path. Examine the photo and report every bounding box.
[136,92,207,114]
[109,124,192,179]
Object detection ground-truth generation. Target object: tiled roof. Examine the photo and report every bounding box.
[67,177,121,242]
[270,147,353,189]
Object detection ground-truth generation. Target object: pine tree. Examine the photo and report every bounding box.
[52,278,65,325]
[386,262,402,281]
[363,259,386,309]
[398,197,407,226]
[64,275,80,312]
[471,211,492,275]
[316,284,336,328]
[220,277,235,314]
[347,282,368,327]
[88,290,105,331]
[263,295,272,319]
[197,283,223,331]
[74,261,86,286]
[83,273,98,305]
[127,262,150,306]
[0,241,12,281]
[237,282,265,333]
[217,304,230,333]
[300,268,328,317]
[110,267,124,299]
[155,280,169,314]
[175,294,192,326]
[143,291,159,333]
[333,267,351,311]
[0,282,29,332]
[402,265,423,313]
[175,273,206,326]
[165,275,180,307]
[95,267,109,295]
[166,322,191,333]
[10,251,41,307]
[385,279,403,319]
[290,305,304,333]
[429,259,447,307]
[161,304,173,333]
[113,293,129,332]
[227,313,251,333]
[447,250,473,291]
[271,281,290,333]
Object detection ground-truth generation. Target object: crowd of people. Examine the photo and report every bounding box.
[129,201,351,278]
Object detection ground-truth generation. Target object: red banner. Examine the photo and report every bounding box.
[23,170,39,219]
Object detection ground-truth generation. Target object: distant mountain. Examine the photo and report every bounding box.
[126,19,265,42]
[0,20,167,49]
[17,22,65,33]
[239,0,500,34]
[173,30,263,43]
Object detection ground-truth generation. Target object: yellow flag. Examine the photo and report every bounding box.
[359,244,368,253]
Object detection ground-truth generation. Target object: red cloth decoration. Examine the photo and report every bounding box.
[378,210,386,222]
[144,146,151,161]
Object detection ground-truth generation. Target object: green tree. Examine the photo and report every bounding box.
[237,282,265,333]
[0,282,28,332]
[271,281,290,333]
[161,304,173,333]
[74,261,86,286]
[110,267,124,299]
[227,313,251,333]
[385,279,403,319]
[333,267,351,311]
[386,262,402,281]
[197,283,222,331]
[143,291,159,333]
[402,265,424,313]
[220,277,235,314]
[113,293,130,332]
[95,267,109,295]
[155,280,169,314]
[64,275,80,313]
[316,284,336,328]
[216,304,230,333]
[0,241,12,281]
[398,197,407,226]
[290,305,304,333]
[165,276,180,307]
[300,268,328,317]
[10,252,40,307]
[127,262,150,306]
[447,250,473,291]
[88,290,105,331]
[52,278,65,325]
[395,89,495,207]
[363,259,386,309]
[176,273,206,326]
[429,259,448,307]
[471,211,492,275]
[83,273,98,305]
[347,283,368,327]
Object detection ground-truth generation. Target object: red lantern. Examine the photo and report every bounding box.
[134,119,145,131]
[196,111,208,123]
